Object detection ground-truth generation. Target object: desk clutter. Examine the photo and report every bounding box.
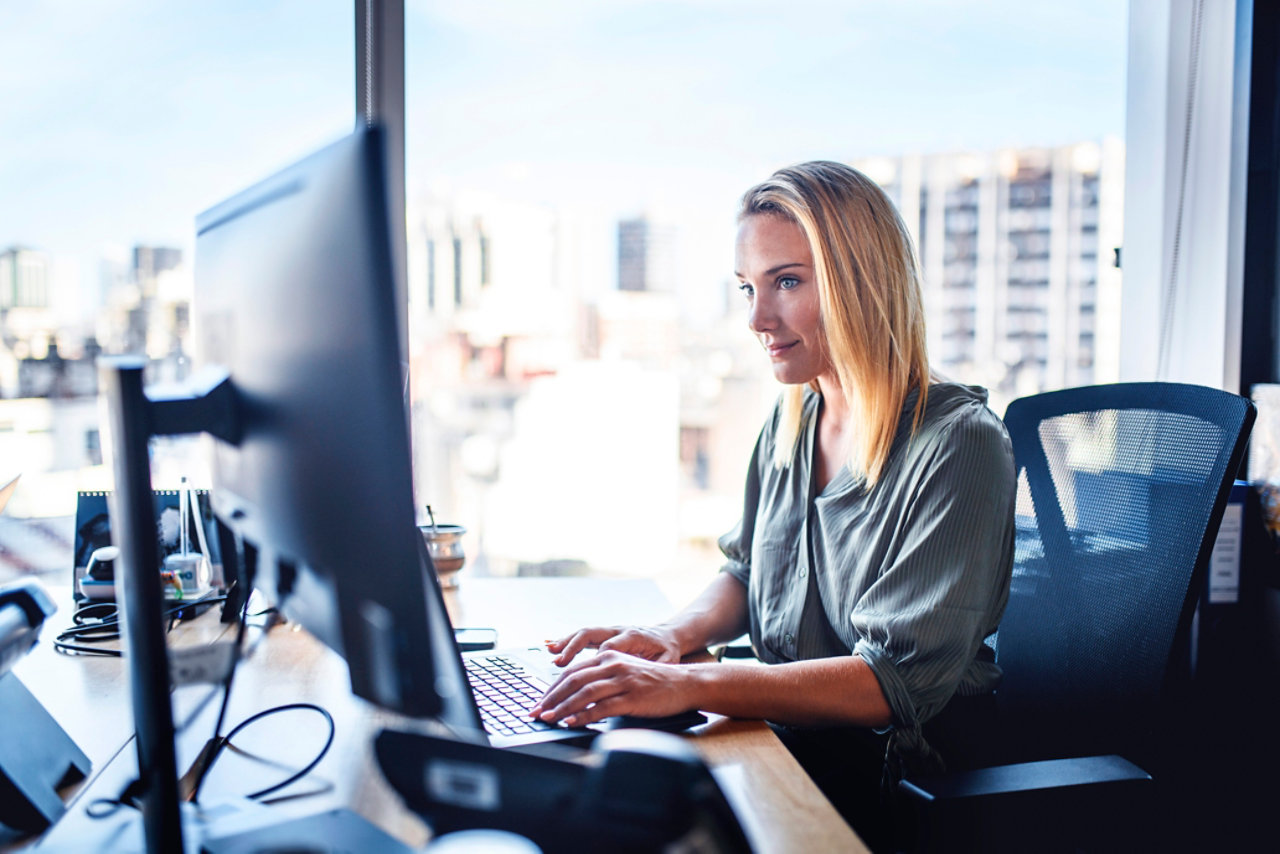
[72,485,225,606]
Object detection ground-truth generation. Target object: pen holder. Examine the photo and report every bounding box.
[420,524,466,591]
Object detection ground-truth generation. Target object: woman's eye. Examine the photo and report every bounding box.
[779,276,800,290]
[738,282,755,298]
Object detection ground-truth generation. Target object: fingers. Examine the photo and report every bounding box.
[530,652,678,726]
[530,650,625,720]
[597,627,679,662]
[533,668,627,727]
[548,627,621,666]
[557,695,629,728]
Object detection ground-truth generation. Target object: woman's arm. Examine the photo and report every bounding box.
[530,650,892,729]
[547,572,751,666]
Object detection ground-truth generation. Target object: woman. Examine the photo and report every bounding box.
[530,161,1015,846]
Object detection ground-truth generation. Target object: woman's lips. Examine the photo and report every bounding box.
[765,341,797,358]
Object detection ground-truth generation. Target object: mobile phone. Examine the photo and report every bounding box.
[453,627,498,652]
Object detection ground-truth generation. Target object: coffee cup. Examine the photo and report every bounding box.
[420,523,466,591]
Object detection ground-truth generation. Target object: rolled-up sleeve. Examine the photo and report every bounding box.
[851,414,1015,730]
[717,419,772,589]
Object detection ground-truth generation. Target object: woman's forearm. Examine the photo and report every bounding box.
[658,573,751,656]
[683,654,893,729]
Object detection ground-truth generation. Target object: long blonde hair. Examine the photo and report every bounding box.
[740,161,930,488]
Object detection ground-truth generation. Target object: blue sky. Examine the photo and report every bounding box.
[0,0,1128,286]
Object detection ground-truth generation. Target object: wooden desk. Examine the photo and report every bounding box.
[12,579,866,853]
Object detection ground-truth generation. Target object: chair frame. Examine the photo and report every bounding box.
[897,382,1256,853]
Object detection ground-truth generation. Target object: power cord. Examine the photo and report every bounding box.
[53,592,227,657]
[183,583,332,805]
[81,582,334,819]
[189,703,336,803]
[87,702,336,818]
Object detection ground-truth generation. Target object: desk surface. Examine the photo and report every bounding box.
[12,578,866,853]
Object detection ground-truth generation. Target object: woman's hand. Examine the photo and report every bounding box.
[546,625,682,667]
[530,650,695,727]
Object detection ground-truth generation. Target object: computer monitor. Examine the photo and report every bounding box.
[101,125,484,853]
[191,126,442,718]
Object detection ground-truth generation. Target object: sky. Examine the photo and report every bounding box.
[0,0,1129,305]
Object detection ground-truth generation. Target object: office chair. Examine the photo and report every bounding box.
[897,382,1256,854]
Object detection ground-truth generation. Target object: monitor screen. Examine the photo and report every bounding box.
[192,127,441,717]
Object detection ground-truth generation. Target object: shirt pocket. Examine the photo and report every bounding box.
[749,538,799,660]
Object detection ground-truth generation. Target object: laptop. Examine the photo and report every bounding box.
[415,538,705,749]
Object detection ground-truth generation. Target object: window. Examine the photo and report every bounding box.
[403,1,1128,596]
[0,2,352,582]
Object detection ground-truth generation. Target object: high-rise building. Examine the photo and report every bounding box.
[421,215,490,317]
[112,245,185,357]
[0,247,50,309]
[858,140,1124,401]
[133,245,182,300]
[616,216,678,293]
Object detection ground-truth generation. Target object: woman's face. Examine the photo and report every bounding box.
[735,213,828,385]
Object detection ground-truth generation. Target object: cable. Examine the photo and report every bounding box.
[53,592,227,657]
[190,702,336,803]
[174,619,273,735]
[207,572,255,760]
[87,702,336,819]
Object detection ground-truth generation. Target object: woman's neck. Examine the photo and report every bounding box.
[815,371,849,427]
[813,372,851,493]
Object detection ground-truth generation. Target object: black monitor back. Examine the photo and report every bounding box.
[193,127,439,717]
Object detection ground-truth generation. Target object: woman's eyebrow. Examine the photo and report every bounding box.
[734,261,809,278]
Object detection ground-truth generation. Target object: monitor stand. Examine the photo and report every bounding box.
[0,672,90,834]
[99,358,241,854]
[97,359,419,854]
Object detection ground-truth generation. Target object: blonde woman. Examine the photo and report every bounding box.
[532,162,1015,847]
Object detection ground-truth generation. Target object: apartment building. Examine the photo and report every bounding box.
[859,140,1124,403]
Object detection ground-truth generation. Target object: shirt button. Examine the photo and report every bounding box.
[798,566,807,578]
[784,633,794,645]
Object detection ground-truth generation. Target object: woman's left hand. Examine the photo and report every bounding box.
[529,650,695,727]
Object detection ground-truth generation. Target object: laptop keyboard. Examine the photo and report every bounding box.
[465,654,555,736]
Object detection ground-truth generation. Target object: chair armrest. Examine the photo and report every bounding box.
[897,755,1152,853]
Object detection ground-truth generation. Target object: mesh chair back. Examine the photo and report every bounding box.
[994,382,1254,762]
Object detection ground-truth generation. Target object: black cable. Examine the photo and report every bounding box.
[190,702,336,803]
[209,583,253,756]
[176,608,275,735]
[53,593,226,657]
[85,778,146,818]
[87,701,336,819]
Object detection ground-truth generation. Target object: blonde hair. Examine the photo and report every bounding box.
[739,161,930,488]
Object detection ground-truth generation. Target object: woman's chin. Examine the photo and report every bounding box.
[771,365,817,386]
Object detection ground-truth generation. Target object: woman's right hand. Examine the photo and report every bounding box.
[546,625,682,667]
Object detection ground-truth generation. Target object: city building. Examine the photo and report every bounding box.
[0,247,51,309]
[616,216,679,294]
[858,140,1125,408]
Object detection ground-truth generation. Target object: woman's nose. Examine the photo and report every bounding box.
[747,292,774,335]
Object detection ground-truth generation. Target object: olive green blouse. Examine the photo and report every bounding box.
[719,383,1016,741]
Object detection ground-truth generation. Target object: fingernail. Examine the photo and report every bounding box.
[564,716,578,726]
